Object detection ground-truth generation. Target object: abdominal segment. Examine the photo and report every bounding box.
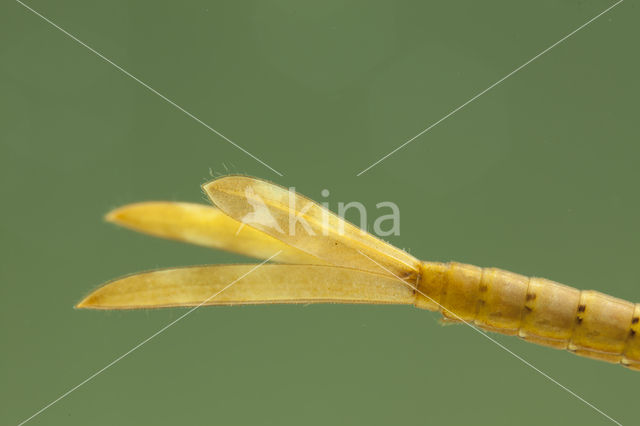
[415,261,640,370]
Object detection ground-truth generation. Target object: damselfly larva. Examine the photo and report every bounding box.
[78,176,640,370]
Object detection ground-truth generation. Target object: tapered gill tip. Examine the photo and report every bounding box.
[201,180,216,194]
[75,289,106,309]
[104,206,126,224]
[75,295,92,309]
[202,175,255,204]
[201,177,233,204]
[103,202,158,226]
[201,175,233,192]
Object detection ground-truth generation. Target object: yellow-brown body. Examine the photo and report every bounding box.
[415,262,640,370]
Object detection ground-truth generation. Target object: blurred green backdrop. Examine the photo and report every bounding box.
[1,1,638,425]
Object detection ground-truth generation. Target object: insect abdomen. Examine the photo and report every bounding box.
[415,262,640,370]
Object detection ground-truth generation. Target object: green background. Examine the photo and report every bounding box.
[1,1,638,425]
